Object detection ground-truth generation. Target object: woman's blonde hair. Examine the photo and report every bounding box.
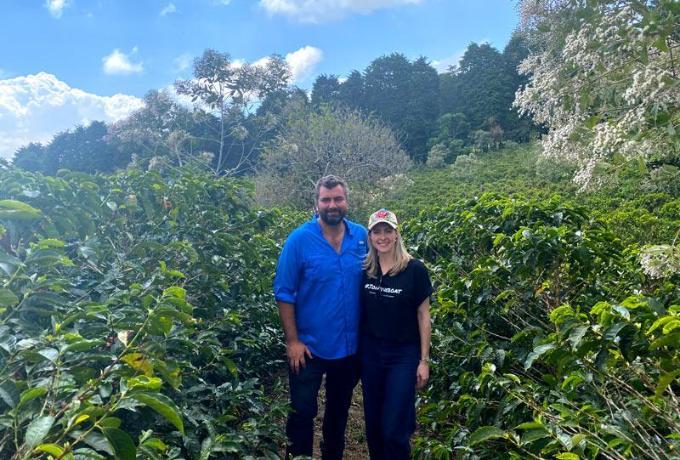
[363,225,413,278]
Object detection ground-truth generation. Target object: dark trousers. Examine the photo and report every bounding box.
[361,335,420,460]
[286,354,359,460]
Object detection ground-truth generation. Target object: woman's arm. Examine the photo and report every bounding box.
[416,298,431,390]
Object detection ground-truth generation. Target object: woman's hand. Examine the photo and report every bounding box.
[416,360,429,390]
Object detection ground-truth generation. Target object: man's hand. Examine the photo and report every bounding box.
[416,361,429,390]
[287,340,313,374]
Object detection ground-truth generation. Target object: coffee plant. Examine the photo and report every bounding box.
[0,163,293,459]
[406,194,679,459]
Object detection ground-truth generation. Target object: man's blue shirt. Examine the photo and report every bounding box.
[274,217,368,359]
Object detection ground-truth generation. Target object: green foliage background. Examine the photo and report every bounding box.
[0,143,678,459]
[0,164,302,459]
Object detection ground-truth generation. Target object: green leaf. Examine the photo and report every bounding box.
[648,316,676,335]
[128,392,184,434]
[62,339,102,353]
[568,325,589,350]
[604,323,626,342]
[71,430,113,455]
[0,381,19,408]
[515,421,545,430]
[650,332,680,350]
[653,36,669,52]
[0,199,42,221]
[585,115,602,129]
[162,286,186,300]
[524,343,555,369]
[521,429,550,444]
[25,416,55,448]
[126,376,162,391]
[17,387,48,410]
[556,454,580,460]
[0,289,19,308]
[469,426,505,446]
[142,438,167,452]
[655,369,680,397]
[102,428,136,460]
[0,250,23,276]
[35,443,64,456]
[662,319,680,334]
[98,417,122,429]
[38,348,59,362]
[121,353,154,376]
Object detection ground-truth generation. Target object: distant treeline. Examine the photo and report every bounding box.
[12,33,540,176]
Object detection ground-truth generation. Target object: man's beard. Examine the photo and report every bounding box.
[319,208,346,226]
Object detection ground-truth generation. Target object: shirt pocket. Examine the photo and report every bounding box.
[303,254,337,283]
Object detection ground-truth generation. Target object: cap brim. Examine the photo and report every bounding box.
[368,220,398,231]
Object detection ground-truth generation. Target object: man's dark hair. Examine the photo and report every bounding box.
[314,175,349,202]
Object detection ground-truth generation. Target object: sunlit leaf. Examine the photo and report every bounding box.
[128,392,184,434]
[469,426,505,446]
[25,416,55,447]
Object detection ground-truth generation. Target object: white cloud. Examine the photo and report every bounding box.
[239,46,323,84]
[160,3,177,16]
[285,46,323,83]
[45,0,70,18]
[0,72,143,160]
[432,49,465,73]
[173,53,193,73]
[259,0,424,23]
[102,48,144,75]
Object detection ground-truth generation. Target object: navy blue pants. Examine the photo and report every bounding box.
[361,334,420,460]
[286,354,359,460]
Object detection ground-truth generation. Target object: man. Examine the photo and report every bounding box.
[274,175,368,459]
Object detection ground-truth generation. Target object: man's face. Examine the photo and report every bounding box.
[317,185,348,226]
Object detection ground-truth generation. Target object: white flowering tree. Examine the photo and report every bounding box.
[514,0,679,189]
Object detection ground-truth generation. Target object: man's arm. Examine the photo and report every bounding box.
[278,301,312,374]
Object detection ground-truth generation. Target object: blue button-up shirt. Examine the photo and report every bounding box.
[274,217,367,359]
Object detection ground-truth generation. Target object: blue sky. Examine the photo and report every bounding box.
[0,0,519,159]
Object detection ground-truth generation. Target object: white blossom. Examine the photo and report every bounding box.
[639,245,680,279]
[515,0,679,187]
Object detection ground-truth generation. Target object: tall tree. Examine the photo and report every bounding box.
[363,53,439,162]
[338,70,364,108]
[404,56,439,162]
[12,143,53,174]
[310,74,341,107]
[14,122,127,175]
[448,43,510,129]
[175,49,291,175]
[255,105,411,208]
[110,89,197,167]
[55,121,126,173]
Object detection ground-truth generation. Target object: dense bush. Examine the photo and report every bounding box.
[404,194,679,459]
[1,140,678,459]
[0,164,293,459]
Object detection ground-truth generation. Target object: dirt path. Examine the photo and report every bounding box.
[313,381,368,459]
[278,377,369,459]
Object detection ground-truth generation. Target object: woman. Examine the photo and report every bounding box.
[360,208,432,459]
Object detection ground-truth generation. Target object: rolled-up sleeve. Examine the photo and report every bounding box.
[273,233,299,304]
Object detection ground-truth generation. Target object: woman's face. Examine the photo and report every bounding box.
[370,223,397,256]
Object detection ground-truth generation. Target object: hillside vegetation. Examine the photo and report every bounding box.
[389,145,680,458]
[0,143,677,458]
